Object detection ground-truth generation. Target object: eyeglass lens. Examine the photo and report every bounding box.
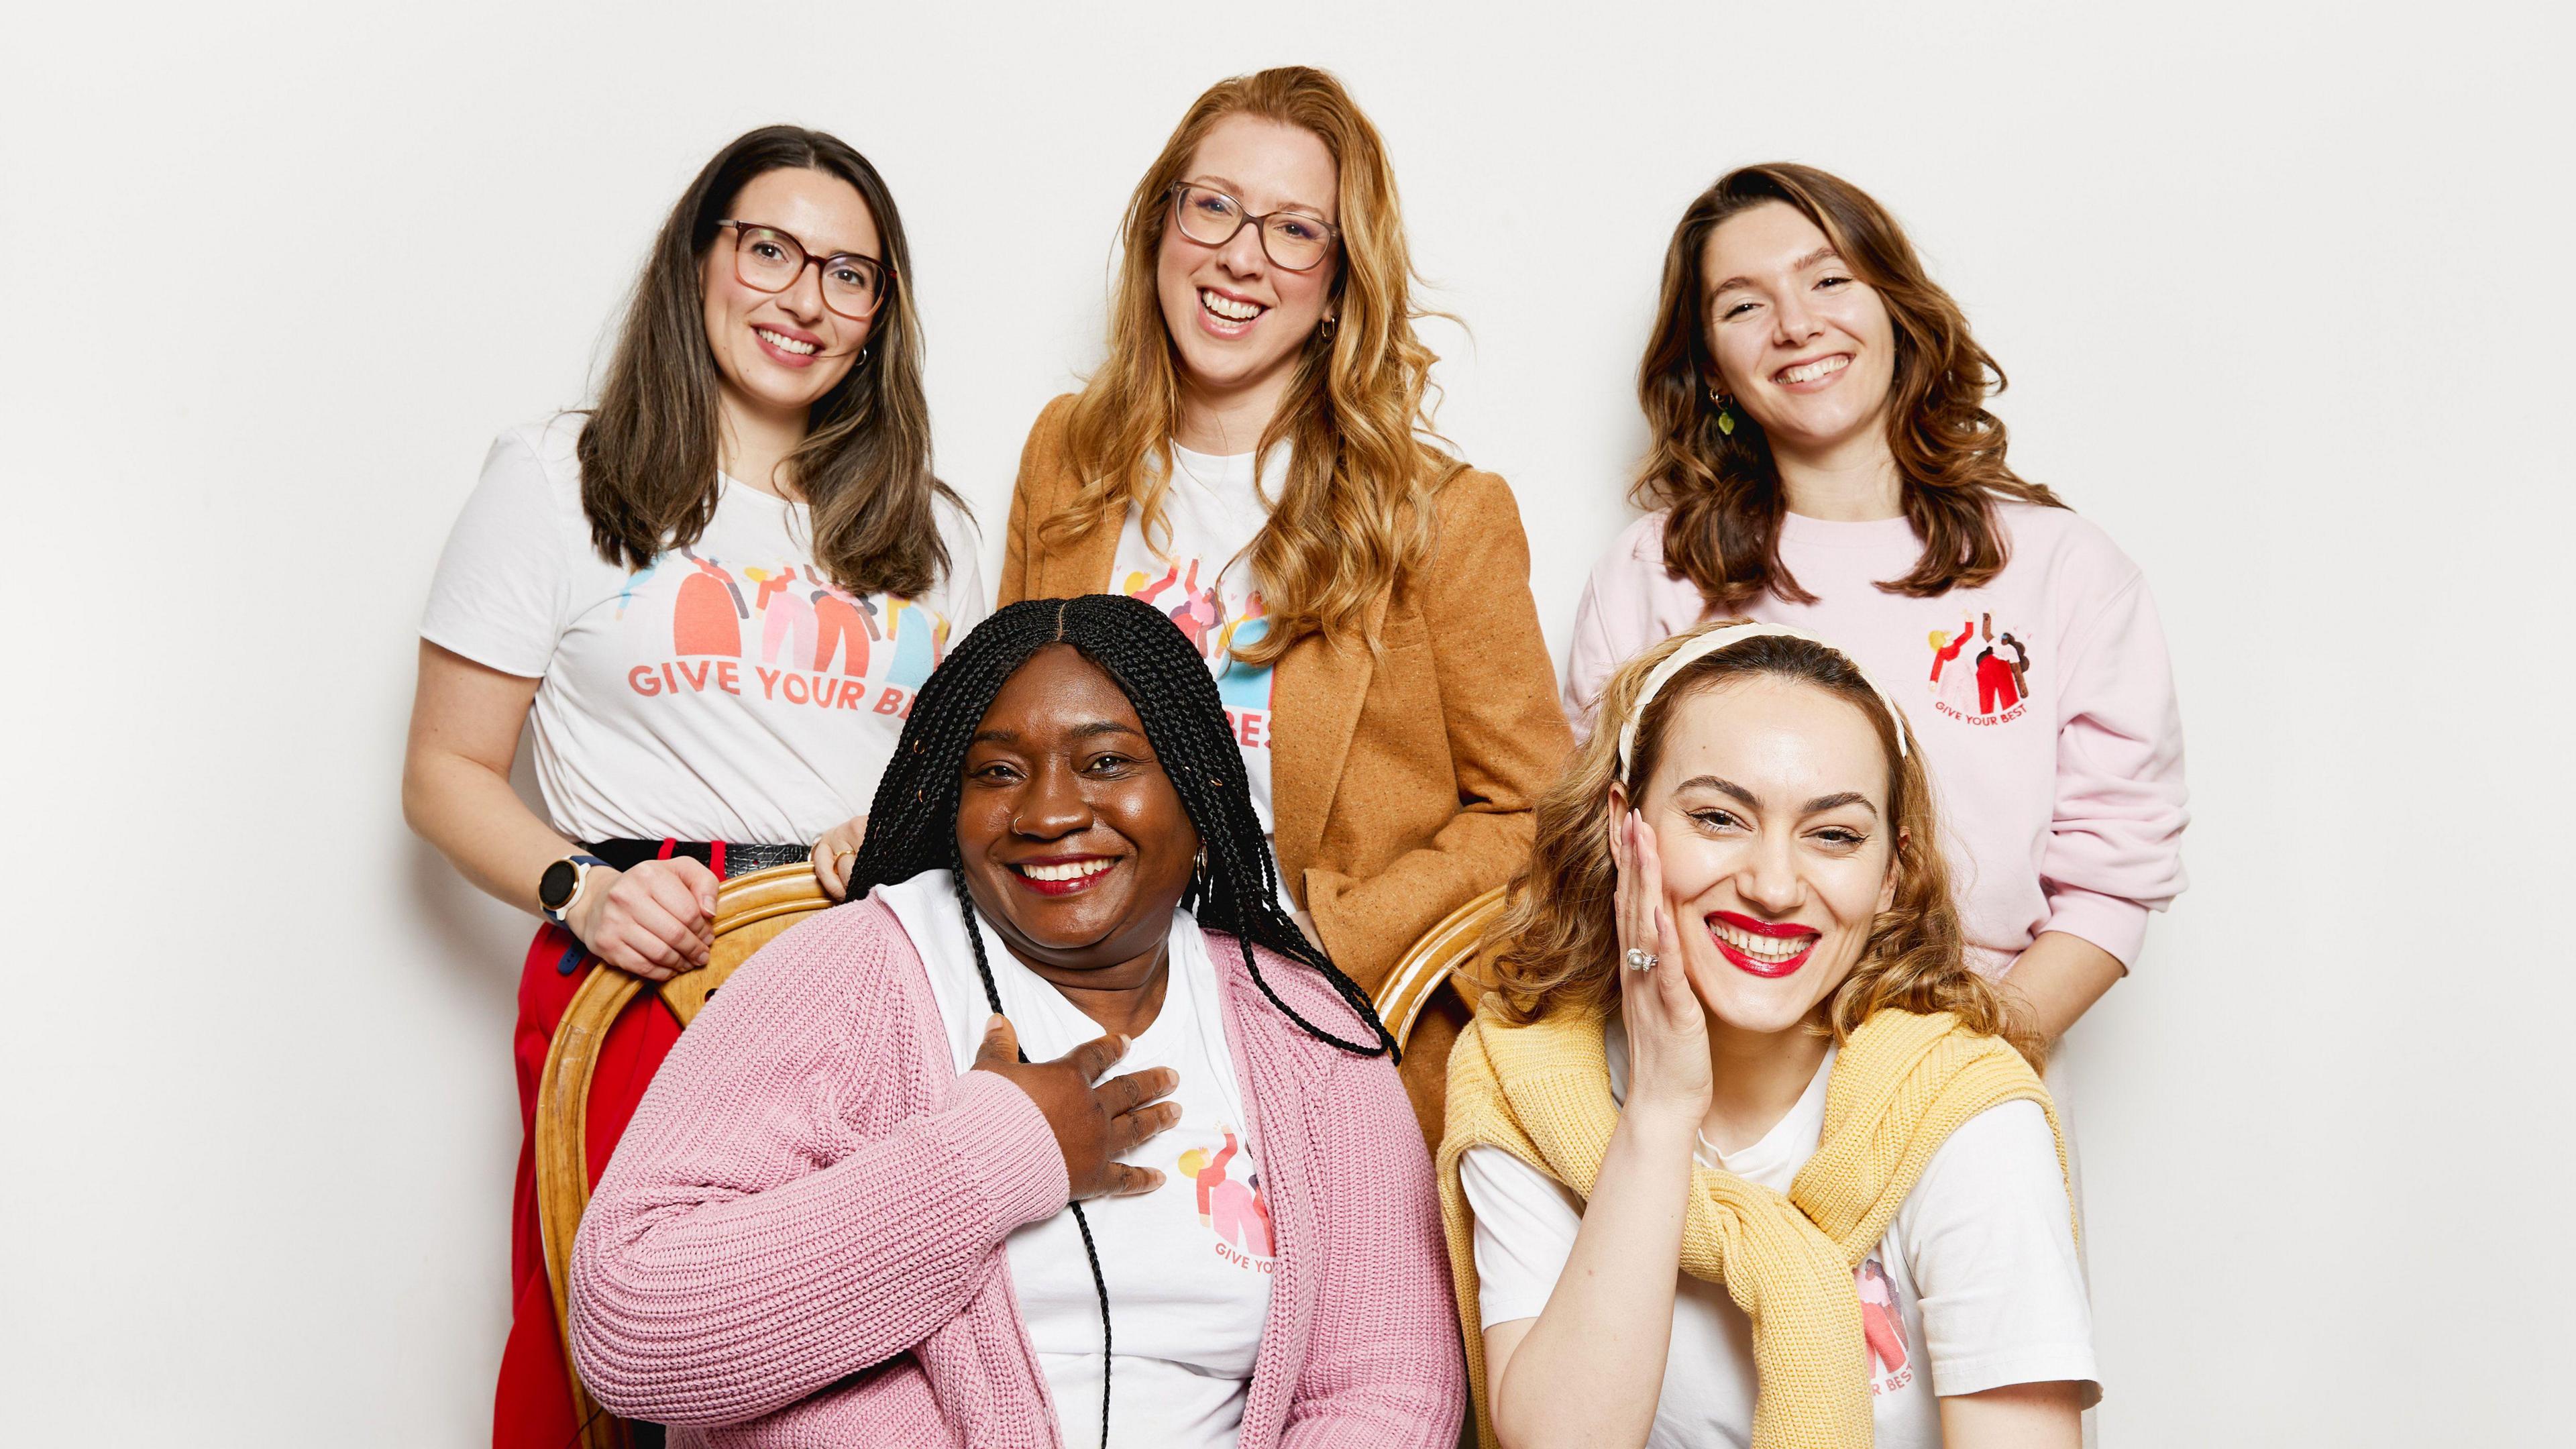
[1171,186,1334,271]
[733,226,887,319]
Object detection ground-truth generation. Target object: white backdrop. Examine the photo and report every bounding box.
[3,3,2567,1442]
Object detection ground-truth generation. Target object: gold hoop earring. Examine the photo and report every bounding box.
[1707,387,1737,437]
[1318,313,1338,341]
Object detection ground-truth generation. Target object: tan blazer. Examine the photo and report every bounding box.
[1001,396,1572,1142]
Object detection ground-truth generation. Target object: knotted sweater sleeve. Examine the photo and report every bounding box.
[568,908,1070,1428]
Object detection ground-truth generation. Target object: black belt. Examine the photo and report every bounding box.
[584,837,812,881]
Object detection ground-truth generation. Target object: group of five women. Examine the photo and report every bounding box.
[405,63,2186,1449]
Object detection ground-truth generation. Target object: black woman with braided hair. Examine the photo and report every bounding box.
[568,595,1465,1449]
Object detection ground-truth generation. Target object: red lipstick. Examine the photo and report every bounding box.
[1708,911,1818,979]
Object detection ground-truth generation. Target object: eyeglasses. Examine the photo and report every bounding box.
[715,221,892,321]
[1165,184,1340,272]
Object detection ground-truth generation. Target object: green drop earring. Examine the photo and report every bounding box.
[1708,386,1738,437]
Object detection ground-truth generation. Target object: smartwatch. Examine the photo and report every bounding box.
[539,854,611,925]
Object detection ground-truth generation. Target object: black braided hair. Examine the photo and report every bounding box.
[846,593,1397,1060]
[841,594,1397,1449]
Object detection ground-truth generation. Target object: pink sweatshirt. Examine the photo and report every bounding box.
[1565,504,2187,969]
[568,897,1464,1447]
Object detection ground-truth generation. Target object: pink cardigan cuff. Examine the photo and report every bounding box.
[942,1069,1072,1228]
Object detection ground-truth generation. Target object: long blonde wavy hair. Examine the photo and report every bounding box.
[1048,66,1458,666]
[1484,621,2040,1062]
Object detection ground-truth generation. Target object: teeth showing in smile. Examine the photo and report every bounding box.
[1018,858,1115,882]
[1776,355,1849,385]
[1201,289,1265,322]
[1709,918,1815,962]
[757,327,817,356]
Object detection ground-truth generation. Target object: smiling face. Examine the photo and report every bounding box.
[699,166,881,425]
[1155,113,1341,420]
[1624,674,1900,1036]
[955,645,1202,977]
[1701,200,1898,462]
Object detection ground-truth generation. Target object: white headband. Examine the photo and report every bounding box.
[1614,622,1912,775]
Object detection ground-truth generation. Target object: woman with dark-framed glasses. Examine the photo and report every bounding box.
[401,124,983,1448]
[1000,66,1570,1150]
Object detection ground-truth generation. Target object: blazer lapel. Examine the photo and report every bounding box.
[1268,590,1386,901]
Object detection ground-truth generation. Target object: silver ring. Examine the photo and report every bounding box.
[1625,947,1658,971]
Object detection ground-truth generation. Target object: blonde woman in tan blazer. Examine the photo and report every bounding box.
[1000,66,1568,1142]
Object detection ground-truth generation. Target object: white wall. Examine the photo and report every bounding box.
[3,3,2565,1442]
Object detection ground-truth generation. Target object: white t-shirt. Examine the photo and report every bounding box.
[1108,444,1281,837]
[1461,1022,2096,1448]
[421,414,987,845]
[876,870,1275,1449]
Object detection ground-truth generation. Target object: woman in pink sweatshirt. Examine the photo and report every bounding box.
[569,594,1462,1448]
[1564,164,2187,1042]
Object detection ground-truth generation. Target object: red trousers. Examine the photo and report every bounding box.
[494,923,682,1448]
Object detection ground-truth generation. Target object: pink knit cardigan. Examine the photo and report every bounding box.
[569,895,1465,1447]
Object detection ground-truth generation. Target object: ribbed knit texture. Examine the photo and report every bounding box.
[570,896,1464,1447]
[1437,1004,2072,1449]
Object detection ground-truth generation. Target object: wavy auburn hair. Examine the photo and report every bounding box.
[1636,164,2063,611]
[1048,66,1458,666]
[577,125,961,596]
[1483,621,2039,1063]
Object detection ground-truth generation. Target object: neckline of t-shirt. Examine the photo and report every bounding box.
[1606,1017,1835,1179]
[1694,1042,1837,1178]
[1776,509,1918,552]
[977,899,1199,1059]
[1169,440,1279,496]
[717,470,804,516]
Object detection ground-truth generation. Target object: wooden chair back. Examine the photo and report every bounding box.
[1371,886,1507,1050]
[532,863,833,1449]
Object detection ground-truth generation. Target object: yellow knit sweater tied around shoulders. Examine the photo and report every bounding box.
[1437,1004,2074,1449]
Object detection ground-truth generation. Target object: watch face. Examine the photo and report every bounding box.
[539,859,580,912]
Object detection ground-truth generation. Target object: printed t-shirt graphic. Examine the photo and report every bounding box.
[1179,1125,1275,1263]
[875,871,1276,1449]
[1927,609,2033,725]
[421,413,986,845]
[1110,443,1281,834]
[1856,1254,1912,1393]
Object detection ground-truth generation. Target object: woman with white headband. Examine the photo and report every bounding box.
[1440,621,2096,1449]
[1566,162,2186,1044]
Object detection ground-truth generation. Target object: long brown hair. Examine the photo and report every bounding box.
[1048,66,1458,666]
[577,125,960,596]
[1483,621,2039,1062]
[1635,164,2063,611]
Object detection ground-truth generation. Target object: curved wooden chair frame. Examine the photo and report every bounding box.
[1370,885,1507,1050]
[533,863,834,1449]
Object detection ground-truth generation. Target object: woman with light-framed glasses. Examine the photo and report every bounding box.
[1000,66,1570,1155]
[402,123,983,1449]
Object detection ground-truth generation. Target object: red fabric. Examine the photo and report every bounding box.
[496,922,682,1449]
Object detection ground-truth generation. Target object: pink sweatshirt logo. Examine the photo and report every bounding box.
[1927,610,2031,726]
[1178,1125,1274,1267]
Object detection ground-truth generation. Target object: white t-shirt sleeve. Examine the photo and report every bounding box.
[421,426,580,678]
[1459,1144,1585,1328]
[1896,1099,2100,1401]
[936,494,991,639]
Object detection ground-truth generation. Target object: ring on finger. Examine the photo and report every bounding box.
[1624,947,1658,971]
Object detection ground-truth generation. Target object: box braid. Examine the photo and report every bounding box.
[841,594,1397,1449]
